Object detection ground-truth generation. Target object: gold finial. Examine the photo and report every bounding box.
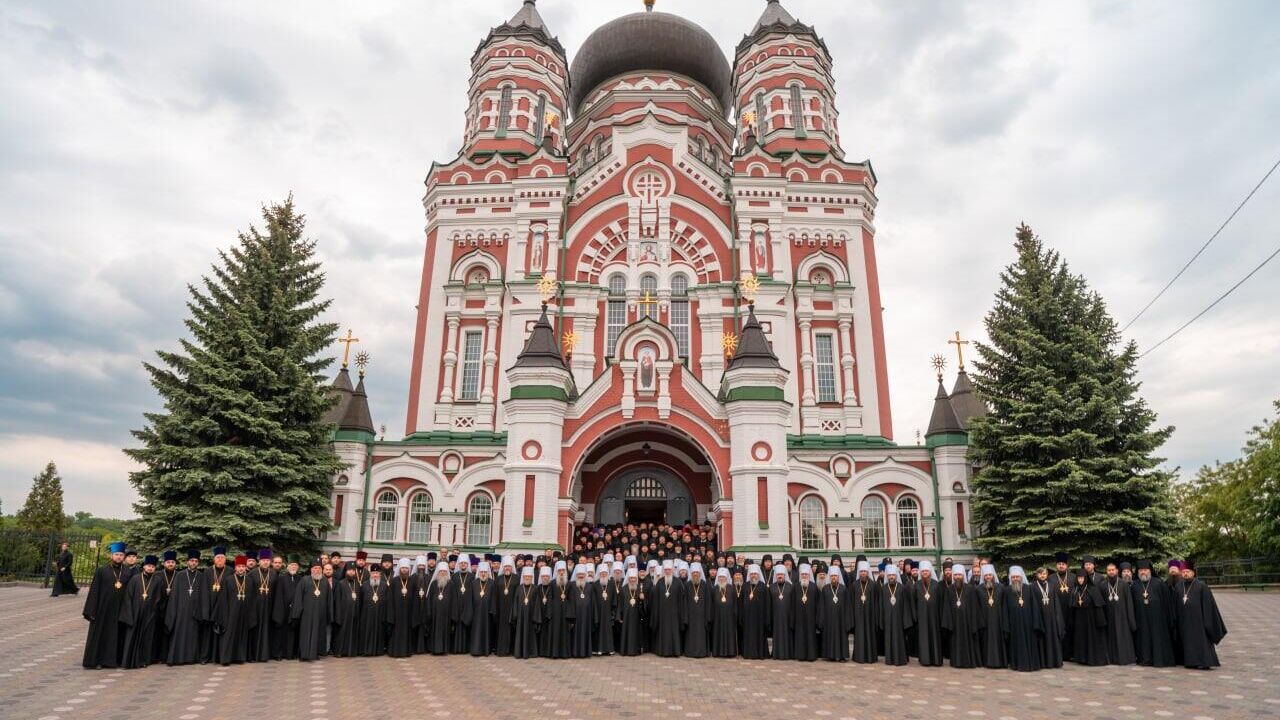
[543,110,559,130]
[354,350,371,378]
[536,273,558,306]
[722,332,739,358]
[562,330,578,355]
[948,330,970,371]
[930,353,947,381]
[644,0,656,11]
[636,290,660,317]
[337,329,360,368]
[741,109,756,129]
[739,272,761,305]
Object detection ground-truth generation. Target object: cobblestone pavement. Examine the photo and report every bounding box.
[2,585,1277,720]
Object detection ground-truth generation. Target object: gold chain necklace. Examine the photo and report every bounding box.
[140,572,153,601]
[233,572,247,601]
[111,564,123,590]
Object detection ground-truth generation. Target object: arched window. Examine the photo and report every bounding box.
[861,496,885,549]
[606,273,627,356]
[814,333,839,403]
[467,494,493,546]
[799,495,825,551]
[375,490,399,542]
[591,135,604,163]
[639,274,658,320]
[626,477,667,499]
[496,86,514,134]
[754,93,766,138]
[897,496,920,548]
[533,93,547,139]
[407,492,433,544]
[670,273,690,357]
[789,84,806,136]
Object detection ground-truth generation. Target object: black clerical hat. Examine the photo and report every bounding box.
[186,550,201,560]
[162,550,178,561]
[287,554,301,564]
[427,552,437,560]
[143,555,158,565]
[1054,552,1071,563]
[1082,554,1097,565]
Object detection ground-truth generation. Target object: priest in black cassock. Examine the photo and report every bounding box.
[291,559,331,662]
[82,541,129,668]
[387,558,417,658]
[1068,567,1109,666]
[649,561,684,657]
[249,549,276,662]
[119,554,162,669]
[199,548,231,663]
[1004,566,1043,672]
[739,565,769,659]
[816,562,851,661]
[493,556,519,656]
[1032,566,1065,669]
[468,562,498,656]
[272,555,304,660]
[51,542,78,597]
[542,561,573,658]
[212,555,257,665]
[913,560,944,666]
[879,565,912,665]
[165,551,205,666]
[709,568,738,658]
[1175,564,1227,669]
[566,565,597,658]
[594,564,617,655]
[977,564,1007,668]
[423,565,454,655]
[449,555,474,653]
[940,563,983,668]
[511,567,542,659]
[850,561,879,663]
[1131,560,1176,667]
[682,562,711,658]
[616,567,646,656]
[791,564,819,661]
[152,551,178,662]
[1101,562,1137,665]
[331,565,362,657]
[358,566,389,656]
[766,564,796,660]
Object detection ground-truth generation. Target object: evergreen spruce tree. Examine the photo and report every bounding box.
[968,223,1181,565]
[126,197,342,554]
[16,461,66,534]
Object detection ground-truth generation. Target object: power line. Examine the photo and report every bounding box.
[1120,154,1280,332]
[1139,243,1280,358]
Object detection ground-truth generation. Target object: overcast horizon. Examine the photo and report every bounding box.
[1,0,1278,519]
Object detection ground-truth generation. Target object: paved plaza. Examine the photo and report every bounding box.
[1,585,1277,720]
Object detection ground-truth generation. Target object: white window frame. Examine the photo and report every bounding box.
[459,330,483,401]
[496,85,513,136]
[639,274,658,320]
[407,492,433,544]
[375,490,399,542]
[814,332,838,403]
[799,495,825,551]
[789,84,807,137]
[670,274,690,357]
[466,494,493,546]
[861,496,886,549]
[897,496,920,548]
[606,273,627,357]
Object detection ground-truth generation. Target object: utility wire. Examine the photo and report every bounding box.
[1139,243,1280,358]
[1121,155,1280,332]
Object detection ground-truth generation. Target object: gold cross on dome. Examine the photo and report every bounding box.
[337,329,360,368]
[636,291,660,316]
[948,330,970,371]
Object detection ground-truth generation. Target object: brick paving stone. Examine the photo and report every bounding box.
[1,585,1277,720]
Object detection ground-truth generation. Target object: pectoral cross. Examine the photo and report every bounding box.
[338,328,360,368]
[948,330,970,371]
[636,291,659,319]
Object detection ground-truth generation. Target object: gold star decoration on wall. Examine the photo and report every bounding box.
[722,332,739,358]
[562,330,578,355]
[738,272,760,304]
[536,274,558,304]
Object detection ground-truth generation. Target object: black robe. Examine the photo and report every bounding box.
[119,570,162,668]
[682,578,711,658]
[940,581,983,668]
[492,573,519,656]
[248,567,276,662]
[649,577,684,657]
[1004,582,1043,671]
[422,577,454,655]
[290,576,330,661]
[82,562,128,668]
[386,573,417,658]
[52,549,78,596]
[331,577,362,657]
[198,566,230,662]
[541,581,572,658]
[358,579,389,656]
[1132,577,1177,667]
[595,578,617,655]
[850,578,879,663]
[1033,579,1065,669]
[1175,579,1226,669]
[449,571,473,653]
[151,568,176,662]
[212,571,257,665]
[1101,577,1137,665]
[271,571,303,659]
[567,581,597,658]
[792,581,819,661]
[815,581,852,661]
[164,568,205,665]
[511,582,541,658]
[709,582,738,658]
[878,581,913,665]
[978,583,1008,668]
[913,578,944,666]
[739,581,769,659]
[1068,582,1109,666]
[468,576,498,656]
[616,583,646,656]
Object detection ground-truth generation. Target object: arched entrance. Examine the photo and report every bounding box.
[597,467,693,525]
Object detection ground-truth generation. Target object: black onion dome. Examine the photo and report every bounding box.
[569,11,732,117]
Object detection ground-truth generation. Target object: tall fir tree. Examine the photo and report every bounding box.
[126,197,342,554]
[16,461,66,534]
[968,223,1182,565]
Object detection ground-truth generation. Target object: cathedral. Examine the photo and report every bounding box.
[322,0,981,560]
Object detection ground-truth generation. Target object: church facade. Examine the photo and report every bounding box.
[322,0,982,560]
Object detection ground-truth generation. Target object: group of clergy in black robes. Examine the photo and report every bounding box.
[82,544,1228,673]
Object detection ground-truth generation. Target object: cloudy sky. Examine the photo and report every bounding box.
[1,0,1277,518]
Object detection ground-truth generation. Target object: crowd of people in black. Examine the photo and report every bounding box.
[77,522,1227,672]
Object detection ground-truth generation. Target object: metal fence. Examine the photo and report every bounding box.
[0,530,103,587]
[1192,556,1280,587]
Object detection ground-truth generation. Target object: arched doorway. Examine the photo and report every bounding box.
[597,467,693,525]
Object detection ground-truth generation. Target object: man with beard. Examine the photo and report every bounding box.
[709,567,738,658]
[331,565,362,657]
[248,549,276,662]
[422,565,454,655]
[1032,566,1065,668]
[291,558,330,662]
[119,554,162,668]
[1004,566,1043,671]
[271,555,304,660]
[767,564,796,660]
[493,556,519,656]
[197,547,230,663]
[321,561,338,655]
[212,555,257,665]
[1131,560,1176,667]
[468,562,498,656]
[1101,561,1137,665]
[357,566,389,657]
[510,566,541,658]
[165,550,205,666]
[1175,562,1227,669]
[650,560,684,657]
[542,560,572,658]
[913,560,944,666]
[977,564,1007,668]
[592,564,615,655]
[736,564,766,659]
[791,564,819,661]
[816,561,852,661]
[1068,568,1109,666]
[682,562,711,658]
[879,565,912,665]
[616,566,646,656]
[850,560,879,663]
[449,555,474,653]
[123,549,139,582]
[941,563,983,668]
[379,553,394,580]
[1081,555,1105,585]
[152,550,178,662]
[565,565,596,658]
[386,558,417,658]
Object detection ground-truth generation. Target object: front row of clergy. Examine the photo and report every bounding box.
[84,546,1226,671]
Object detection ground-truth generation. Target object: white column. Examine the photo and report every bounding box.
[440,315,460,403]
[839,319,857,404]
[798,319,816,406]
[481,316,499,403]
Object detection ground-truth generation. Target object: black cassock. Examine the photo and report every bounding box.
[331,578,362,657]
[596,579,617,655]
[682,578,711,658]
[422,577,454,655]
[290,577,330,662]
[52,549,78,596]
[272,571,303,660]
[878,581,913,665]
[815,581,852,661]
[649,577,684,657]
[165,568,204,665]
[1101,578,1137,665]
[978,583,1007,668]
[767,581,795,660]
[940,581,983,668]
[358,580,389,656]
[212,571,257,665]
[1032,579,1065,669]
[151,569,176,662]
[541,582,572,658]
[615,583,646,656]
[1050,571,1076,660]
[493,573,519,656]
[739,581,769,659]
[567,582,597,658]
[82,562,128,668]
[119,570,162,668]
[1004,583,1043,671]
[913,579,944,666]
[1131,578,1176,667]
[386,573,417,658]
[792,581,819,661]
[198,566,230,663]
[710,583,738,658]
[449,572,473,653]
[249,567,276,662]
[510,583,541,659]
[1175,579,1226,669]
[850,578,879,663]
[1068,581,1109,666]
[468,576,498,656]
